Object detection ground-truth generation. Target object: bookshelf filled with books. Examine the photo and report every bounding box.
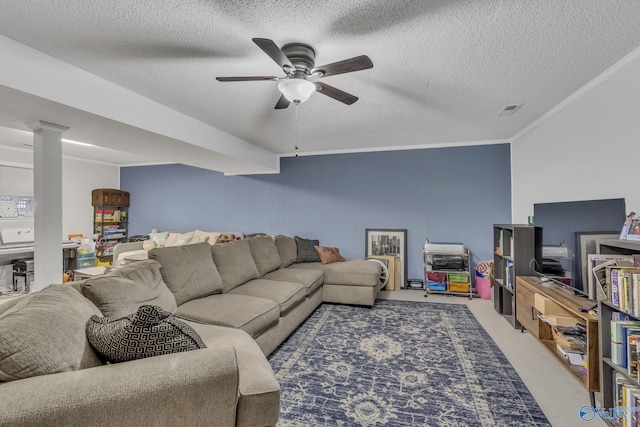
[600,301,640,426]
[492,224,542,328]
[598,238,640,425]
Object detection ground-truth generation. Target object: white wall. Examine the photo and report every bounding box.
[0,145,120,240]
[62,158,120,239]
[512,52,640,223]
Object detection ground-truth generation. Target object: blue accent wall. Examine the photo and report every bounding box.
[121,144,511,281]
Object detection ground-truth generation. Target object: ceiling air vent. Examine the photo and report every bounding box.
[497,104,523,116]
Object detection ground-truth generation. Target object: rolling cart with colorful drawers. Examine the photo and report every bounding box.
[423,242,475,300]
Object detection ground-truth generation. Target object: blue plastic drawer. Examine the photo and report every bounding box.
[428,281,447,291]
[76,253,95,269]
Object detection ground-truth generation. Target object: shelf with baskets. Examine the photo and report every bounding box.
[423,243,474,300]
[92,189,129,263]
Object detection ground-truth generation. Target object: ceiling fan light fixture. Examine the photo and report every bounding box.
[278,79,316,104]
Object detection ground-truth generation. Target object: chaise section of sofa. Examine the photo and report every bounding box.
[290,259,381,307]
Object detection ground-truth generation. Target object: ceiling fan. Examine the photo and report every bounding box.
[216,38,373,109]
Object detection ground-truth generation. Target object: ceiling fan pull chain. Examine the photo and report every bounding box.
[294,103,299,157]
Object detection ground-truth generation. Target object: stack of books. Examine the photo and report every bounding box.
[610,314,640,382]
[611,267,640,316]
[613,372,640,426]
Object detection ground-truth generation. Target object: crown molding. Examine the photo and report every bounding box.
[511,44,640,142]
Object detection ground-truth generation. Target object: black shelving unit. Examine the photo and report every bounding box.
[492,224,542,328]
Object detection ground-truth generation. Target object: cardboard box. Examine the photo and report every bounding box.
[541,314,583,327]
[534,293,572,317]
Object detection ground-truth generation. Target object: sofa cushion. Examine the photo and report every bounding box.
[0,285,103,382]
[262,268,324,296]
[81,260,177,318]
[248,235,281,277]
[164,232,194,247]
[87,305,206,363]
[176,294,279,339]
[315,245,346,264]
[193,230,221,245]
[228,279,306,315]
[274,235,297,268]
[149,242,223,305]
[210,240,260,292]
[149,231,169,248]
[290,260,381,287]
[294,236,321,263]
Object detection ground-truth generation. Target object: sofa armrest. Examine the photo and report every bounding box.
[0,346,239,427]
[112,241,145,261]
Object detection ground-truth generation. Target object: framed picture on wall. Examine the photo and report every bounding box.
[365,228,407,288]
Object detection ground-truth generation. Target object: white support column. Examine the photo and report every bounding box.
[26,120,69,292]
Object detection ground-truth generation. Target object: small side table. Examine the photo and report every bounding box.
[73,266,108,281]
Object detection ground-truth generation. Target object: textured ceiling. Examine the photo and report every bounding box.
[1,0,640,170]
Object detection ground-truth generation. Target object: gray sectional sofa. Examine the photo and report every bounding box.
[0,235,381,427]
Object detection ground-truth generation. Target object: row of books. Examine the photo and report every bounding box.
[611,313,640,381]
[611,267,640,316]
[614,372,640,426]
[505,259,514,288]
[102,228,127,239]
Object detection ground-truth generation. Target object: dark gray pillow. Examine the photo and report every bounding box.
[149,243,223,305]
[247,235,281,277]
[81,260,177,318]
[86,305,206,363]
[295,236,320,263]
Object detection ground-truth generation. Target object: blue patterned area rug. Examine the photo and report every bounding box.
[268,300,551,427]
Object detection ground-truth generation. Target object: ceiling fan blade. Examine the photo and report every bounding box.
[216,76,278,82]
[315,82,359,105]
[274,94,290,110]
[252,38,295,73]
[312,55,373,77]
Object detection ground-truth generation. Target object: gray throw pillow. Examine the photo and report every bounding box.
[81,260,177,318]
[149,242,224,305]
[0,285,103,382]
[248,235,281,277]
[86,305,206,363]
[295,236,321,263]
[210,239,260,292]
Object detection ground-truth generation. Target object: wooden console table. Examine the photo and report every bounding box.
[516,276,599,404]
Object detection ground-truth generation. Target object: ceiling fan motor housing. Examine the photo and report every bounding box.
[282,43,316,74]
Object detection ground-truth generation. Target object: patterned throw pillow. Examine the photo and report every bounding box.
[294,236,321,263]
[86,305,206,363]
